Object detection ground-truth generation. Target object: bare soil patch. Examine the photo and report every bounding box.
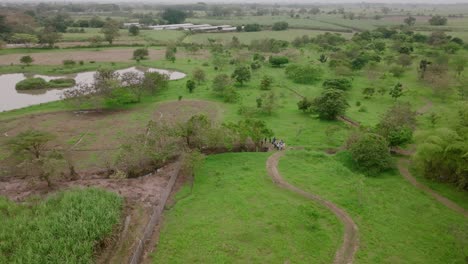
[0,49,209,65]
[154,99,222,124]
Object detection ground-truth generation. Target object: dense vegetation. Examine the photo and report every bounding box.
[0,188,122,263]
[15,77,76,90]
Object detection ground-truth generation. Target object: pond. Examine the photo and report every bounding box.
[0,67,186,112]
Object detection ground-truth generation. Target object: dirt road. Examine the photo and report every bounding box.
[266,151,359,264]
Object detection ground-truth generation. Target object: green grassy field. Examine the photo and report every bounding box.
[153,152,341,263]
[0,188,123,263]
[279,150,468,263]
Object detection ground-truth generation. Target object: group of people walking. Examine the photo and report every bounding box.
[271,137,286,151]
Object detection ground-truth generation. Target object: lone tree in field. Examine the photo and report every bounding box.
[192,68,206,84]
[186,79,196,93]
[231,65,251,86]
[349,132,392,175]
[310,89,349,120]
[404,16,416,26]
[101,19,120,44]
[389,82,404,100]
[133,48,149,60]
[8,129,65,186]
[429,15,448,26]
[129,25,140,36]
[39,26,62,47]
[20,55,33,66]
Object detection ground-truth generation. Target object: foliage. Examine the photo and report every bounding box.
[129,25,140,36]
[212,73,231,94]
[0,188,122,263]
[285,64,323,84]
[272,21,288,31]
[244,23,261,32]
[375,102,417,146]
[322,78,352,91]
[186,79,196,93]
[101,19,120,44]
[269,56,289,67]
[404,16,416,26]
[349,132,392,175]
[20,55,33,66]
[260,75,273,90]
[162,9,187,24]
[225,119,273,150]
[231,65,251,86]
[249,38,288,53]
[15,77,48,90]
[192,68,206,84]
[310,89,349,120]
[38,26,61,47]
[133,48,149,60]
[389,82,403,100]
[429,15,448,26]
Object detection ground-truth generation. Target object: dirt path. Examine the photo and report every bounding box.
[266,151,359,264]
[397,160,468,218]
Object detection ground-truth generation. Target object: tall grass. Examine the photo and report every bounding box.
[0,188,123,263]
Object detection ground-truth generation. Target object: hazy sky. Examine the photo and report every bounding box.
[2,0,468,3]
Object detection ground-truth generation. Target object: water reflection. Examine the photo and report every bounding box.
[0,67,185,112]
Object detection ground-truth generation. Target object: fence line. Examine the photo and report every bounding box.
[128,161,182,264]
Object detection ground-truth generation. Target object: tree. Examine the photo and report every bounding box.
[10,33,38,47]
[231,65,251,86]
[349,133,392,175]
[318,54,328,63]
[38,26,61,47]
[323,78,352,91]
[244,24,261,32]
[297,97,313,112]
[260,91,278,115]
[285,64,323,84]
[272,21,288,31]
[129,25,140,36]
[212,74,231,94]
[419,59,432,79]
[165,44,176,62]
[454,57,466,76]
[389,82,403,100]
[396,54,412,68]
[429,15,448,26]
[143,71,169,95]
[133,48,149,60]
[101,19,120,44]
[404,16,416,26]
[20,55,33,66]
[226,119,273,151]
[260,75,273,90]
[269,56,289,67]
[162,9,187,24]
[310,89,349,120]
[8,130,63,186]
[186,80,196,93]
[192,68,206,84]
[375,102,417,146]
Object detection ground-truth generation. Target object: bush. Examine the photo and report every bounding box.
[285,64,323,84]
[310,89,349,120]
[272,21,288,31]
[63,59,76,67]
[269,56,289,67]
[349,133,392,175]
[133,48,149,60]
[15,78,49,90]
[322,78,352,91]
[105,87,139,107]
[244,24,261,32]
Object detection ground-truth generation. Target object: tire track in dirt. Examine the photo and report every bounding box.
[266,151,359,264]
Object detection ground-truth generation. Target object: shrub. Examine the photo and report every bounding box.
[285,64,323,84]
[310,89,349,120]
[269,56,289,67]
[20,55,33,66]
[15,78,49,90]
[322,78,352,91]
[349,133,392,175]
[231,65,251,86]
[133,48,149,60]
[63,59,76,67]
[105,87,139,107]
[272,21,288,31]
[260,75,273,90]
[244,23,261,32]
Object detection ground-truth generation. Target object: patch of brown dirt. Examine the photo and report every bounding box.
[266,151,359,264]
[0,49,208,65]
[154,100,222,124]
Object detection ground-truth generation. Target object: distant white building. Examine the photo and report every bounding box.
[147,23,235,32]
[123,22,141,28]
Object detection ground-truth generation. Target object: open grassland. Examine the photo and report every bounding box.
[152,152,341,263]
[0,188,123,263]
[279,150,468,264]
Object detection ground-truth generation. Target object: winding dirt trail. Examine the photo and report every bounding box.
[266,151,359,264]
[397,159,468,218]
